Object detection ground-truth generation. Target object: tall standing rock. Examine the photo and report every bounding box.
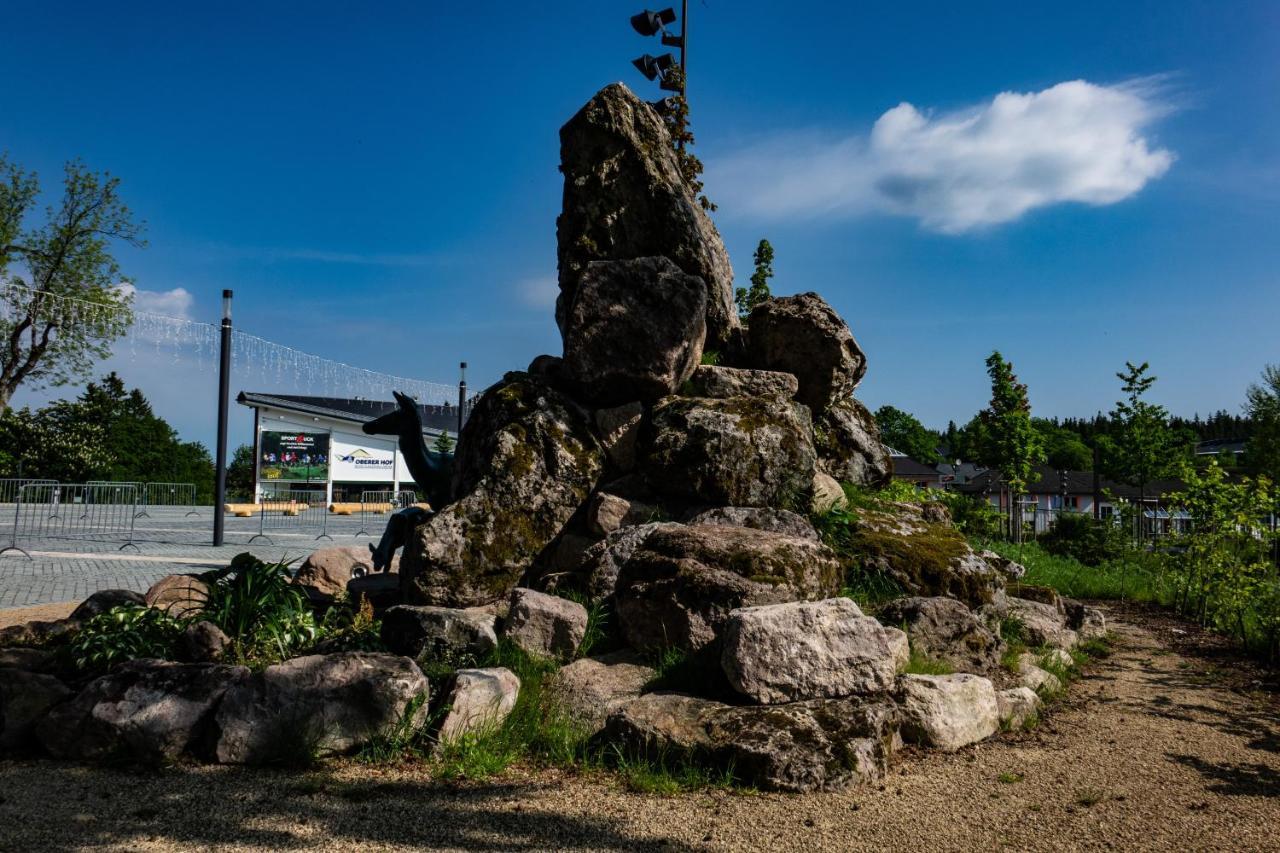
[557,83,738,352]
[400,372,604,607]
[561,256,707,407]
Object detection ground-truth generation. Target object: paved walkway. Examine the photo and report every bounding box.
[0,508,378,608]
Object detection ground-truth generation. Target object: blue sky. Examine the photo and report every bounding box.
[2,0,1278,448]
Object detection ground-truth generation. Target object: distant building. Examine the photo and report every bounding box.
[887,448,985,489]
[1195,438,1247,461]
[236,392,471,503]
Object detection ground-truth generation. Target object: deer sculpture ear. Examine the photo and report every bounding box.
[393,390,412,410]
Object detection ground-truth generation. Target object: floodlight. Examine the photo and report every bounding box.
[630,7,677,36]
[631,52,675,81]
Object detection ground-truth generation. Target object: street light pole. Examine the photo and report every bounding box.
[213,289,233,547]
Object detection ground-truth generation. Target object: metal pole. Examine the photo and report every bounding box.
[213,289,233,546]
[457,361,467,437]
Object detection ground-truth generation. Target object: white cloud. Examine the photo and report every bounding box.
[115,284,195,320]
[712,79,1176,233]
[514,275,558,309]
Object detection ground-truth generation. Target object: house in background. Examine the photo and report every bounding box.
[888,448,986,489]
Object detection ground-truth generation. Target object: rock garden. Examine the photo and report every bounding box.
[0,84,1110,793]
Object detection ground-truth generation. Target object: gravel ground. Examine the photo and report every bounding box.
[0,600,75,629]
[1,607,1277,852]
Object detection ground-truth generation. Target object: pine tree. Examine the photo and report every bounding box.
[979,351,1045,541]
[433,430,455,454]
[735,239,775,318]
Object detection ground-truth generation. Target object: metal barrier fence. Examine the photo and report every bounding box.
[0,483,140,559]
[0,478,57,504]
[355,489,419,537]
[249,489,332,545]
[999,506,1194,543]
[136,482,200,519]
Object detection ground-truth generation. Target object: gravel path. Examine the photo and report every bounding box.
[2,608,1278,851]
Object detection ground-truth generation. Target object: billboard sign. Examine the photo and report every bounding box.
[331,433,397,482]
[260,431,329,482]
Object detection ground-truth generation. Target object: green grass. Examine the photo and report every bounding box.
[984,541,1170,604]
[608,746,738,795]
[902,648,955,676]
[997,771,1025,784]
[1075,788,1106,807]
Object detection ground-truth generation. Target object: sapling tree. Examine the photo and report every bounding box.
[1245,364,1280,483]
[735,239,774,318]
[979,351,1044,542]
[1098,362,1180,533]
[432,429,455,454]
[0,157,143,409]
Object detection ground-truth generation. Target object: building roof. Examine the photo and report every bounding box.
[1196,438,1247,455]
[955,465,1185,500]
[237,392,471,435]
[890,456,941,478]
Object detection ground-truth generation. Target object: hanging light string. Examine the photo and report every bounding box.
[0,281,462,404]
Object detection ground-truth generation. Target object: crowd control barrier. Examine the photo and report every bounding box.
[0,482,140,559]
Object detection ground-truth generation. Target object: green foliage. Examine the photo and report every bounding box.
[64,605,184,674]
[986,541,1170,603]
[902,648,955,676]
[734,238,774,318]
[874,405,941,464]
[315,594,385,653]
[432,430,455,454]
[1034,419,1093,470]
[1039,512,1130,566]
[0,157,143,408]
[980,351,1045,501]
[1096,362,1185,498]
[225,444,256,501]
[201,555,318,665]
[1245,364,1280,482]
[699,349,721,366]
[934,491,1003,541]
[658,65,714,211]
[609,746,737,794]
[0,372,215,500]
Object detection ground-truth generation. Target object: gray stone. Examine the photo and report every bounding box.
[721,598,897,703]
[180,621,231,663]
[594,401,644,473]
[401,372,603,607]
[896,673,1000,751]
[436,667,520,745]
[878,596,1004,674]
[615,523,843,653]
[503,588,588,661]
[0,647,57,673]
[813,397,892,488]
[706,697,898,792]
[1064,599,1107,640]
[39,660,248,762]
[294,546,389,601]
[996,686,1041,730]
[214,652,429,764]
[380,605,498,665]
[546,650,656,735]
[1015,654,1063,695]
[144,574,210,619]
[746,293,865,415]
[0,668,72,753]
[599,691,724,760]
[556,83,738,351]
[587,492,657,537]
[70,589,146,621]
[810,471,848,514]
[562,257,707,407]
[1004,597,1079,650]
[684,365,798,400]
[578,522,683,602]
[685,506,819,541]
[979,550,1028,583]
[640,394,816,510]
[883,626,910,673]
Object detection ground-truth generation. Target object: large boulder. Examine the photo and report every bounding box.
[293,547,390,601]
[684,365,798,400]
[38,660,248,762]
[844,507,1008,607]
[502,588,588,661]
[895,673,1000,751]
[0,619,78,649]
[813,397,893,488]
[1003,597,1079,650]
[720,599,897,703]
[70,589,146,621]
[0,648,57,673]
[684,506,819,541]
[599,691,723,760]
[0,668,72,753]
[144,575,210,619]
[561,257,707,407]
[214,652,429,764]
[578,521,683,602]
[546,650,656,735]
[705,697,898,792]
[401,373,603,607]
[614,524,842,652]
[746,293,865,414]
[380,605,498,665]
[810,471,849,514]
[436,668,520,746]
[878,596,1004,674]
[179,621,231,664]
[556,83,738,351]
[640,395,816,510]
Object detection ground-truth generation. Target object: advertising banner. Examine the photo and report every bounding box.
[331,433,398,483]
[260,431,330,482]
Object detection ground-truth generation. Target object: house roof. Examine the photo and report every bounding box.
[1196,438,1247,455]
[237,392,471,435]
[891,457,941,478]
[955,464,1185,500]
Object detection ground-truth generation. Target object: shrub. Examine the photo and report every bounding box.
[65,605,184,674]
[200,555,317,665]
[1039,512,1129,566]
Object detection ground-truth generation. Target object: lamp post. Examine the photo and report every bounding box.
[213,289,232,547]
[630,5,687,98]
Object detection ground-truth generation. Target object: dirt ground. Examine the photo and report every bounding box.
[0,600,75,630]
[1,605,1278,852]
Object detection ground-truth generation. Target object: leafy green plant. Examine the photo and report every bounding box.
[1039,512,1130,566]
[315,594,384,653]
[902,648,955,676]
[200,554,317,665]
[64,605,184,673]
